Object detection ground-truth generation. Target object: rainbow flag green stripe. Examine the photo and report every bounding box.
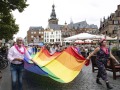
[31,46,87,83]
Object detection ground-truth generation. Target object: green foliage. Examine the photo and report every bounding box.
[0,13,19,41]
[111,47,118,52]
[111,47,118,55]
[0,0,28,13]
[0,0,28,41]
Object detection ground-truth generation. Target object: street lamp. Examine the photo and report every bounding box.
[117,26,120,49]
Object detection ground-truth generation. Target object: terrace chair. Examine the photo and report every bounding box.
[106,58,120,80]
[91,55,98,72]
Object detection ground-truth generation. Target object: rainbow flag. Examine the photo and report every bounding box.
[24,46,89,83]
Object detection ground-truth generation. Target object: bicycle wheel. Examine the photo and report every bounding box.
[0,61,3,70]
[0,59,8,70]
[0,71,2,79]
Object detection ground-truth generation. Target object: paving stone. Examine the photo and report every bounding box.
[0,63,120,90]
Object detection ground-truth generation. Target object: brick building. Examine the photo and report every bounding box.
[27,26,44,44]
[99,4,120,37]
[26,4,98,44]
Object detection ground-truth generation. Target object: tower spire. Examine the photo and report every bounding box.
[48,4,58,24]
[50,4,56,19]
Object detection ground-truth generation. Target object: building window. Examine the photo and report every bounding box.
[56,31,58,34]
[113,30,117,34]
[106,31,107,34]
[119,20,120,24]
[31,40,33,42]
[114,26,118,30]
[117,11,120,17]
[31,32,33,34]
[113,20,118,24]
[50,39,54,42]
[41,36,43,38]
[47,39,49,42]
[45,40,46,42]
[103,24,104,27]
[31,36,34,38]
[46,32,48,35]
[34,32,36,34]
[108,33,111,36]
[39,35,41,38]
[39,32,41,34]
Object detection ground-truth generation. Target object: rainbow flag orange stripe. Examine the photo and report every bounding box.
[25,46,88,83]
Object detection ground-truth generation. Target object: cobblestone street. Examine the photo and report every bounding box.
[0,63,120,90]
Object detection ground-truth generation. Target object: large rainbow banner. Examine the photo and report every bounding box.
[24,46,89,83]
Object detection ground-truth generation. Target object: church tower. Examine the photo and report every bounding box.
[48,4,58,24]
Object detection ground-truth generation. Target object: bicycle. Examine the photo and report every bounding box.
[0,54,8,70]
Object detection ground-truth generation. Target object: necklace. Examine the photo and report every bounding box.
[101,46,109,54]
[14,45,26,54]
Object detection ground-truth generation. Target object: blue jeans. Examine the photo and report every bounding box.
[10,63,24,90]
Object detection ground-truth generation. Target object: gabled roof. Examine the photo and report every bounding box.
[48,24,63,30]
[29,26,44,31]
[68,21,98,29]
[47,21,98,30]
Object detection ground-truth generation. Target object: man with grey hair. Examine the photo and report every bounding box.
[8,37,32,90]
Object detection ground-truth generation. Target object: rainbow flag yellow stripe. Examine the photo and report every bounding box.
[31,46,88,83]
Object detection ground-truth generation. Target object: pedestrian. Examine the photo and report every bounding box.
[86,38,119,89]
[27,45,33,55]
[50,44,56,55]
[73,44,81,55]
[7,37,32,90]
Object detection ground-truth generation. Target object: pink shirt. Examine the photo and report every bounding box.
[7,46,32,64]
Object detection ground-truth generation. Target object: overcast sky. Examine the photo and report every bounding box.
[12,0,120,39]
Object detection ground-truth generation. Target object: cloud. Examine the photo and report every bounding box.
[13,0,120,38]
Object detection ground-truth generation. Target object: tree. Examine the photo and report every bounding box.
[0,13,19,41]
[0,0,28,41]
[0,0,28,13]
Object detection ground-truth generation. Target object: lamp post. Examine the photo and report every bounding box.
[117,26,120,49]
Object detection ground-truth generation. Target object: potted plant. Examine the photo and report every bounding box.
[111,47,118,56]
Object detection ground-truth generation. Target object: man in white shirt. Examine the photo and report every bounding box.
[8,37,32,90]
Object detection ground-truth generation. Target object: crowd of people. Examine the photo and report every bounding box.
[0,37,120,90]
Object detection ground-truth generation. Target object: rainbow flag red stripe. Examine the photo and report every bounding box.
[26,46,88,83]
